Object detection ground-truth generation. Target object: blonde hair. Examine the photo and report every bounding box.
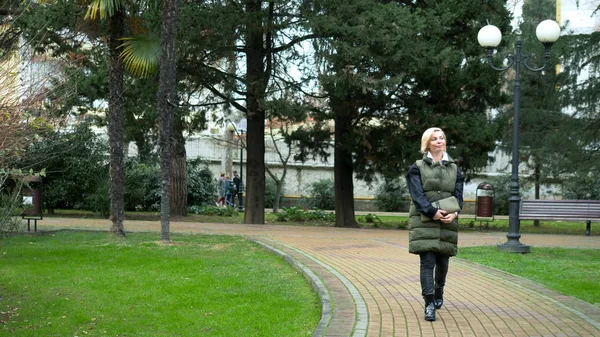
[420,127,447,154]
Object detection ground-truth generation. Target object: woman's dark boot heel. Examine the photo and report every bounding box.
[434,285,444,310]
[424,295,436,321]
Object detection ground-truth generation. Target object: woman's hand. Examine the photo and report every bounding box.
[433,210,447,220]
[439,211,457,223]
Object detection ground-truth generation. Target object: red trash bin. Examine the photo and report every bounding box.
[475,183,494,220]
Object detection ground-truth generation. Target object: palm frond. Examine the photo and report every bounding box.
[119,34,160,78]
[85,0,122,20]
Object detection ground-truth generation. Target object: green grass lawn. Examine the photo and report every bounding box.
[458,246,600,307]
[0,232,320,337]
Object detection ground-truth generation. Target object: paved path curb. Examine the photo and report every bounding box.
[253,239,334,337]
[31,218,600,337]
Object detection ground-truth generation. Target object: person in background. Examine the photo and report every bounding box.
[217,173,226,207]
[405,127,464,322]
[224,175,234,207]
[232,170,241,207]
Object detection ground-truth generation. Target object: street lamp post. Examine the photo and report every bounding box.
[225,123,235,176]
[478,20,560,253]
[236,118,247,212]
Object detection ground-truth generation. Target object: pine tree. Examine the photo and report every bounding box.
[557,7,600,178]
[495,0,569,204]
[296,0,511,226]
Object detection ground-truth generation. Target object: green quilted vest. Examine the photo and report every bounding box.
[408,156,459,256]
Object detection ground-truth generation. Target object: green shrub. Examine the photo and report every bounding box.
[484,174,533,216]
[83,175,110,216]
[307,208,335,222]
[305,179,335,210]
[396,220,408,230]
[265,177,284,209]
[0,172,27,234]
[374,178,408,212]
[357,213,386,227]
[275,206,308,222]
[360,213,382,224]
[124,159,161,211]
[187,159,218,207]
[562,173,600,200]
[15,123,109,213]
[189,205,239,217]
[274,207,334,223]
[120,158,216,212]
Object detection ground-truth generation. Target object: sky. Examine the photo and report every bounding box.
[560,0,600,34]
[508,0,599,34]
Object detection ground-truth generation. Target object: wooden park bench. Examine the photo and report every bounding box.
[519,199,600,236]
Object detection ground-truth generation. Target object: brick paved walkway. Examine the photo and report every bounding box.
[35,218,600,337]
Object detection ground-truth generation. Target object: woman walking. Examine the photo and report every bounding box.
[406,127,464,322]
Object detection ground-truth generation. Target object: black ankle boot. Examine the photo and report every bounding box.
[423,294,436,321]
[434,285,444,310]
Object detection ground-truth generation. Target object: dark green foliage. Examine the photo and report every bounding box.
[374,178,409,212]
[495,1,600,196]
[15,123,109,213]
[264,176,284,209]
[124,159,161,211]
[0,176,26,234]
[556,29,600,179]
[13,0,87,57]
[274,207,335,223]
[562,174,600,200]
[187,159,218,207]
[305,179,335,210]
[485,174,532,216]
[83,175,110,216]
[357,213,386,228]
[83,156,218,213]
[487,175,511,216]
[275,207,310,222]
[295,0,511,185]
[15,124,217,214]
[361,213,380,224]
[14,0,208,162]
[494,0,570,197]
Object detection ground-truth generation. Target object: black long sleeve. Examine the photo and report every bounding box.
[406,163,465,217]
[454,168,465,209]
[406,163,439,218]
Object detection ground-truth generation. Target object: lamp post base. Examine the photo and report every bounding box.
[497,242,530,253]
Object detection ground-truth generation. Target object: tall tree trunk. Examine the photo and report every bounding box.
[158,0,179,242]
[266,167,285,213]
[170,127,187,216]
[108,10,126,237]
[273,172,285,213]
[333,106,358,227]
[244,110,265,224]
[243,0,269,224]
[273,182,282,213]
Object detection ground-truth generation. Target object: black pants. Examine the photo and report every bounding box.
[419,252,450,296]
